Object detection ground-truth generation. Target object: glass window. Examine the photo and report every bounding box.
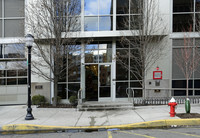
[68,51,81,82]
[85,49,98,63]
[117,0,129,14]
[68,83,80,99]
[99,49,112,63]
[130,15,140,30]
[7,70,16,77]
[99,43,112,49]
[0,0,2,17]
[5,19,24,37]
[85,44,98,49]
[7,78,17,85]
[0,70,5,77]
[4,44,25,58]
[84,17,98,31]
[196,0,200,12]
[173,14,193,32]
[0,20,2,37]
[84,0,98,15]
[18,69,27,76]
[116,16,129,30]
[5,0,24,17]
[99,0,113,15]
[173,90,186,96]
[130,0,142,14]
[194,80,200,88]
[0,44,2,58]
[172,80,193,88]
[195,90,200,95]
[116,49,129,80]
[18,78,27,84]
[58,84,67,99]
[99,16,113,31]
[195,14,200,31]
[0,79,5,85]
[116,82,128,98]
[173,0,193,12]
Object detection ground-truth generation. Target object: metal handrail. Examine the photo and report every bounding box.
[77,88,82,105]
[126,87,135,104]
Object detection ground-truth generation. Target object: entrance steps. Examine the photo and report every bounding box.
[77,101,134,111]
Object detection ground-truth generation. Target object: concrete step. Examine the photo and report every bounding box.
[77,102,134,111]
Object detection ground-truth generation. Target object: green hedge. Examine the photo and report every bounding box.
[32,94,46,105]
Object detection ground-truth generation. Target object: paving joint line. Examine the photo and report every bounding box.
[74,111,84,127]
[134,110,145,122]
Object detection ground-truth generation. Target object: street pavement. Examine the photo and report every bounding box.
[0,104,200,132]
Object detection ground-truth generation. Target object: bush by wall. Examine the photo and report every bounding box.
[32,94,46,105]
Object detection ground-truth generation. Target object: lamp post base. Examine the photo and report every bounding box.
[25,108,34,120]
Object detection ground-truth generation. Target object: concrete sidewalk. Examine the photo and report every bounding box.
[0,104,200,132]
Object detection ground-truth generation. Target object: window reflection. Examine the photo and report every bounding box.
[84,16,98,31]
[173,0,193,12]
[130,0,142,14]
[116,0,129,14]
[99,0,113,15]
[173,14,193,32]
[116,16,129,30]
[116,82,128,98]
[84,0,98,15]
[196,0,200,11]
[4,44,25,58]
[99,16,113,31]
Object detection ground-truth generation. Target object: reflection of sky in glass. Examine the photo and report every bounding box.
[85,0,112,15]
[84,17,98,31]
[99,16,112,31]
[85,0,98,15]
[85,44,98,49]
[99,0,113,15]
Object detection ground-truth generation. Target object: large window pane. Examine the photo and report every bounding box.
[196,0,200,12]
[84,17,98,31]
[99,16,113,31]
[0,44,3,58]
[116,82,128,98]
[173,90,186,96]
[172,80,193,88]
[116,49,129,80]
[0,79,5,85]
[18,69,27,76]
[58,84,67,99]
[116,16,129,30]
[99,49,112,63]
[130,15,140,30]
[7,70,16,77]
[5,19,24,37]
[7,78,17,85]
[85,50,98,63]
[117,0,129,14]
[0,0,2,17]
[84,0,98,15]
[85,44,98,49]
[0,20,2,37]
[130,0,142,14]
[18,78,27,84]
[99,0,113,15]
[173,14,193,32]
[68,83,80,99]
[68,51,81,82]
[5,0,24,17]
[173,0,193,12]
[4,44,25,58]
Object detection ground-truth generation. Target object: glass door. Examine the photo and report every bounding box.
[99,64,111,99]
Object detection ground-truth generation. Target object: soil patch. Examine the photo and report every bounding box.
[176,113,200,119]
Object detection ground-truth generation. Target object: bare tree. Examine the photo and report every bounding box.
[26,0,81,106]
[174,27,200,97]
[117,0,167,98]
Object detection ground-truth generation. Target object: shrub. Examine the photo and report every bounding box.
[32,94,45,105]
[52,96,61,104]
[69,95,77,104]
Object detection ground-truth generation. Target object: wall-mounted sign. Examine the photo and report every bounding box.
[153,71,162,80]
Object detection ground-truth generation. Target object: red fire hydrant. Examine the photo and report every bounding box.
[168,97,177,117]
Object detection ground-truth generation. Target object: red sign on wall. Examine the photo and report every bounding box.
[153,71,162,80]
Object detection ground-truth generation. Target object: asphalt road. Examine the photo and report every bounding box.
[1,127,200,138]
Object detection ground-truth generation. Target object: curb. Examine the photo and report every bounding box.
[1,119,200,133]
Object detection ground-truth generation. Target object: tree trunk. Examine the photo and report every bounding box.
[53,77,58,107]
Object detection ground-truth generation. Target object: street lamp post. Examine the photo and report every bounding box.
[25,34,34,120]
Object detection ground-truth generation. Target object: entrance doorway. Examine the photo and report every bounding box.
[85,64,111,101]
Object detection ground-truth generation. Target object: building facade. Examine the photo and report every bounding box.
[0,0,200,105]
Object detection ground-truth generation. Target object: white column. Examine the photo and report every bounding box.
[112,38,116,101]
[81,41,85,99]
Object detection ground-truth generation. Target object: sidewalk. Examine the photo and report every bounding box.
[0,104,200,132]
